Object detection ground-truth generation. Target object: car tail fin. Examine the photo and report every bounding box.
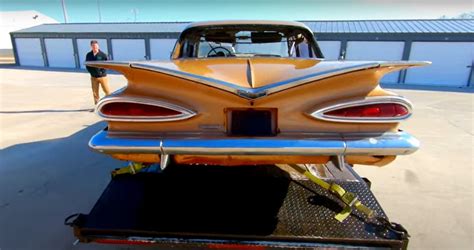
[85,61,135,80]
[375,61,431,80]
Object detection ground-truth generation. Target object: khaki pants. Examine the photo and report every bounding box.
[91,76,111,104]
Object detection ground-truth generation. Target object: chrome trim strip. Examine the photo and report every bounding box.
[378,61,431,67]
[343,132,420,155]
[88,130,162,153]
[161,138,345,155]
[246,58,254,88]
[96,96,197,122]
[309,96,413,123]
[89,129,419,156]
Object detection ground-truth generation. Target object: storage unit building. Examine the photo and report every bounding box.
[10,19,474,87]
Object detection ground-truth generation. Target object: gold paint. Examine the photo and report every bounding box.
[110,153,160,163]
[174,155,330,166]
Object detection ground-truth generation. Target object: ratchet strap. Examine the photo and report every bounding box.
[111,162,148,177]
[303,170,375,222]
[285,164,375,222]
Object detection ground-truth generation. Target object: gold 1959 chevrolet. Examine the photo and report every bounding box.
[87,20,428,170]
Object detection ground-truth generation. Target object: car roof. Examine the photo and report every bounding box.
[184,20,312,31]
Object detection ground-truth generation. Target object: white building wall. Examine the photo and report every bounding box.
[1,11,58,50]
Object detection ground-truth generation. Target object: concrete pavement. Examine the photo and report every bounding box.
[0,67,472,249]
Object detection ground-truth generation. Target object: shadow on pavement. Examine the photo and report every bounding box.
[0,64,121,75]
[0,121,125,250]
[0,109,94,114]
[0,63,86,73]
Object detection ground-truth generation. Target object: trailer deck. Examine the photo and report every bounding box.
[67,164,408,249]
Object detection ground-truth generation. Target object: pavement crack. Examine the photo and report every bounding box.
[447,119,474,136]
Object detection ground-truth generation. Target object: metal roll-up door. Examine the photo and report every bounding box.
[15,38,44,67]
[405,42,473,87]
[346,41,405,84]
[44,38,76,68]
[318,41,341,60]
[150,39,176,60]
[111,39,146,61]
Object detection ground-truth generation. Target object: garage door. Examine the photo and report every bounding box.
[15,38,44,67]
[405,42,473,87]
[77,39,108,69]
[44,39,76,68]
[111,39,146,61]
[346,41,404,84]
[317,41,341,60]
[150,39,176,60]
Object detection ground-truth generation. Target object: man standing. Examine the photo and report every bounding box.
[86,40,110,106]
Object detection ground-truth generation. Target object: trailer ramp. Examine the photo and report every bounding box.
[67,164,408,249]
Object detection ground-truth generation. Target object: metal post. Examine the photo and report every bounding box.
[399,40,413,84]
[72,37,80,68]
[40,37,49,67]
[331,155,346,171]
[467,62,473,88]
[339,40,347,60]
[106,38,113,59]
[10,34,20,66]
[145,37,151,60]
[61,0,69,23]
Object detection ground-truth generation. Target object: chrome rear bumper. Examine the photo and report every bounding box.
[89,129,419,156]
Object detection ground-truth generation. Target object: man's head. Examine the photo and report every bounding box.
[90,40,99,53]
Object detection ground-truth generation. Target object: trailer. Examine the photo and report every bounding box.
[66,162,409,249]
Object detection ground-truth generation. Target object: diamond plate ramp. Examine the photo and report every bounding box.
[72,165,406,248]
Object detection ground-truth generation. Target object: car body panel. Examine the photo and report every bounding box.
[88,59,427,134]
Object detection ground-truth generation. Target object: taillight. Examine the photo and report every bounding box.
[101,102,181,117]
[325,103,409,118]
[310,96,412,123]
[97,97,196,122]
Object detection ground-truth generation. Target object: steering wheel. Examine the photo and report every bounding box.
[207,46,232,57]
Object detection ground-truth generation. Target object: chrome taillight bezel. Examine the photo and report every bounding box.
[309,96,413,123]
[96,97,196,122]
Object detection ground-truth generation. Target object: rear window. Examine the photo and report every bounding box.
[177,25,322,59]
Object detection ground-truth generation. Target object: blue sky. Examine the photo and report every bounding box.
[1,0,472,23]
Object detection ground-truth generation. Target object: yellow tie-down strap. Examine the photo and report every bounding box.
[111,162,148,178]
[303,170,375,222]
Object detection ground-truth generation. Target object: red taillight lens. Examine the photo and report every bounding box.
[100,102,182,117]
[325,103,409,118]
